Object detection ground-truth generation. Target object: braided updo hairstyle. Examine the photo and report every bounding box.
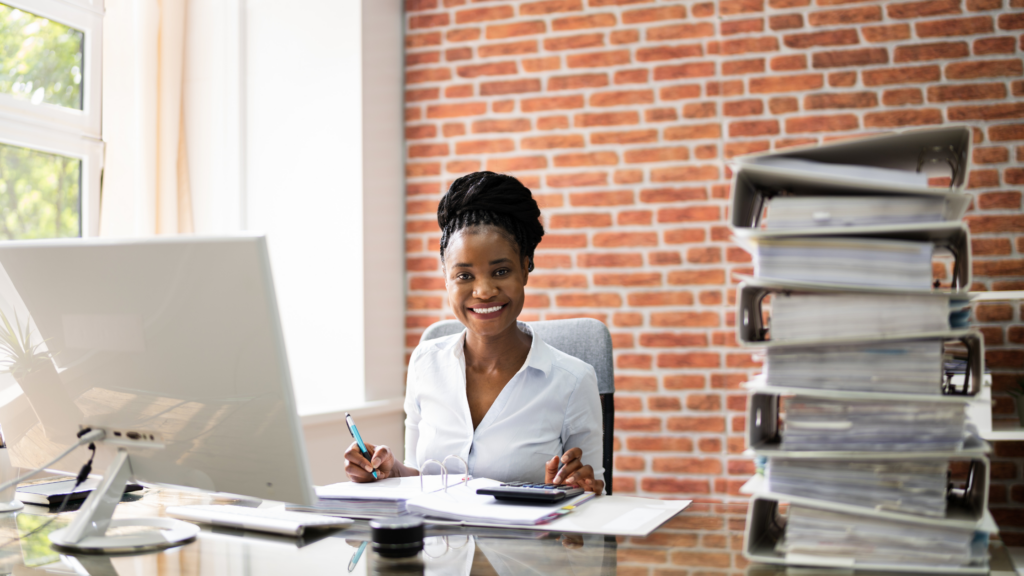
[437,171,545,272]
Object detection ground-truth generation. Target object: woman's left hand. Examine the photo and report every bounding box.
[544,447,604,496]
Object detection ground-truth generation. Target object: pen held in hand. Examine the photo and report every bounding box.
[345,413,378,480]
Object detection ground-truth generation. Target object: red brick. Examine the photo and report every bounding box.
[472,119,531,133]
[916,16,994,37]
[406,0,437,11]
[484,20,546,39]
[928,82,1007,101]
[528,274,588,288]
[668,269,726,285]
[723,58,766,75]
[990,124,1024,141]
[653,457,722,474]
[658,352,720,368]
[865,109,945,128]
[888,0,962,19]
[613,312,643,327]
[575,111,640,127]
[456,61,517,78]
[883,88,924,106]
[729,119,779,137]
[407,32,443,48]
[946,58,1024,79]
[721,18,765,35]
[627,437,694,452]
[721,0,764,15]
[520,0,584,15]
[863,24,911,43]
[522,96,585,114]
[895,41,969,62]
[667,416,726,433]
[552,13,617,31]
[555,292,623,307]
[723,99,763,116]
[406,67,453,84]
[591,90,655,107]
[567,49,631,68]
[813,47,888,68]
[721,37,779,55]
[594,232,658,247]
[479,79,541,96]
[651,165,720,182]
[455,5,514,24]
[486,156,547,172]
[407,51,441,67]
[725,141,771,158]
[628,291,695,307]
[624,147,690,164]
[549,212,612,228]
[786,114,859,133]
[660,84,702,100]
[650,312,719,329]
[974,147,1011,164]
[610,29,639,44]
[975,37,1017,55]
[615,416,660,431]
[595,273,662,286]
[654,62,717,80]
[444,159,480,174]
[406,162,440,178]
[769,97,799,114]
[649,251,682,265]
[636,44,703,62]
[783,29,859,49]
[664,375,706,390]
[406,125,437,140]
[445,28,480,43]
[478,40,538,58]
[771,54,807,71]
[949,103,1024,121]
[592,129,658,144]
[640,332,708,347]
[810,6,881,26]
[999,13,1024,29]
[623,6,686,23]
[409,143,449,158]
[616,375,657,391]
[770,14,803,30]
[522,56,561,72]
[645,107,678,122]
[639,186,706,202]
[750,73,824,93]
[647,22,716,41]
[537,116,569,131]
[664,123,722,140]
[863,65,940,85]
[805,92,877,109]
[567,190,632,206]
[544,33,604,51]
[642,478,710,494]
[552,153,618,168]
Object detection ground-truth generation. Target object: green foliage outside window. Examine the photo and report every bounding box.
[0,4,83,239]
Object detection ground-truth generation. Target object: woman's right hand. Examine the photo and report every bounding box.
[344,441,396,482]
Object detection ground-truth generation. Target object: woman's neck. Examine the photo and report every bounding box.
[463,322,532,372]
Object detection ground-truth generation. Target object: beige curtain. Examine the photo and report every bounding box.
[100,0,193,236]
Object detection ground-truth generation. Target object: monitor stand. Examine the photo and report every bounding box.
[48,448,199,554]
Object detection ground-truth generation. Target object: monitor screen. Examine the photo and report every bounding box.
[0,235,314,506]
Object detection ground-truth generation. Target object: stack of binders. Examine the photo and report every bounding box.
[731,127,997,574]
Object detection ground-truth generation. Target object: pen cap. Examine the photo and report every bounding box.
[369,515,424,558]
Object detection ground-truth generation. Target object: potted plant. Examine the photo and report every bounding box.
[0,307,80,441]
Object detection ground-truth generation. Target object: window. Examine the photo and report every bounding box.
[0,0,101,238]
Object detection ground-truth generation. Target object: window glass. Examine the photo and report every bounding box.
[0,4,83,110]
[0,142,80,238]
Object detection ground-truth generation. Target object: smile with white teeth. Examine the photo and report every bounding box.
[472,304,504,314]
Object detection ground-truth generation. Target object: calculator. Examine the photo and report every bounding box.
[476,482,585,503]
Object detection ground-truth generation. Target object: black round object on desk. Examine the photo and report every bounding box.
[370,516,424,558]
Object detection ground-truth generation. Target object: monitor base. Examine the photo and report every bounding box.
[48,447,198,555]
[0,499,23,512]
[49,517,197,554]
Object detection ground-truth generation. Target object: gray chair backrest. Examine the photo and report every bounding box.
[418,318,615,394]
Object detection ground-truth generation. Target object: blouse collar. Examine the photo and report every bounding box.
[445,321,553,376]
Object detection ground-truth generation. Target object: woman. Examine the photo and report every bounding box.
[344,171,605,494]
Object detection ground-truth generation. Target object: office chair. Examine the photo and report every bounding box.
[419,318,615,495]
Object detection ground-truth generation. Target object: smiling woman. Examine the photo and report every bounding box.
[344,172,605,494]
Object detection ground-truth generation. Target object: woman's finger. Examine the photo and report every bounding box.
[544,456,560,484]
[344,442,375,474]
[560,447,583,464]
[370,445,391,469]
[565,465,594,488]
[554,459,583,484]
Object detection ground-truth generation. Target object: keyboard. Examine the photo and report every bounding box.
[166,504,353,537]
[476,482,584,503]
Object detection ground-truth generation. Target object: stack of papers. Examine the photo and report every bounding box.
[749,157,931,188]
[766,459,949,517]
[777,505,987,569]
[763,340,944,394]
[287,476,460,518]
[763,195,947,229]
[781,396,966,452]
[769,292,950,341]
[406,478,595,526]
[750,237,934,289]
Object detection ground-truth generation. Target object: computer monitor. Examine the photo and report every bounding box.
[0,235,315,552]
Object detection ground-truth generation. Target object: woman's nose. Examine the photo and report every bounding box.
[473,277,499,298]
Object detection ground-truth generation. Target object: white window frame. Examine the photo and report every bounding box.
[0,0,103,236]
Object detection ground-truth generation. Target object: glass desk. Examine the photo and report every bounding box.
[0,487,1017,575]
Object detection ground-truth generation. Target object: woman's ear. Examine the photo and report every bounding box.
[522,255,531,285]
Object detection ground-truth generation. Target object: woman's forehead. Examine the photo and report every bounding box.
[446,225,519,259]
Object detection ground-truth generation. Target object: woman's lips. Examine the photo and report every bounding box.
[467,303,507,319]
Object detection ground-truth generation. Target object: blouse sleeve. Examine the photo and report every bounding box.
[560,366,605,485]
[403,348,422,469]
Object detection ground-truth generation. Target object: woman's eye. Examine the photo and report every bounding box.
[494,268,510,277]
[456,273,472,281]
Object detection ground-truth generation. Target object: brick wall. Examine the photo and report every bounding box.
[402,0,1024,544]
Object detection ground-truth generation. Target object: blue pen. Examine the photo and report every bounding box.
[345,413,378,479]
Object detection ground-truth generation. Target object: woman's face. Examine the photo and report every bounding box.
[443,226,529,338]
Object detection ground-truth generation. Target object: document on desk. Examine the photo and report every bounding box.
[287,476,464,518]
[412,479,691,537]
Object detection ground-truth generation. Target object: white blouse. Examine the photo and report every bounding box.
[403,323,605,484]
